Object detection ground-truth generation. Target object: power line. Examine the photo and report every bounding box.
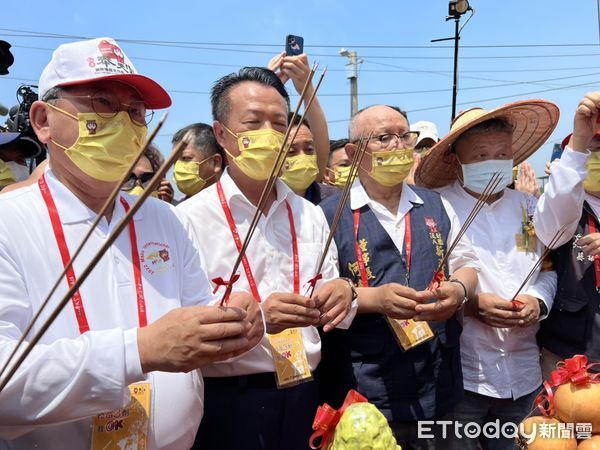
[1,28,598,49]
[12,44,600,76]
[327,80,600,124]
[167,71,600,97]
[3,30,600,59]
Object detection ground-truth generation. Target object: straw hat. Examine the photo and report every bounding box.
[415,99,559,189]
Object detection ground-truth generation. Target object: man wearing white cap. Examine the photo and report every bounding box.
[415,100,559,449]
[410,120,439,154]
[0,37,263,450]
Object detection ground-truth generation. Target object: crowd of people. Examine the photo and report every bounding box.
[0,36,599,450]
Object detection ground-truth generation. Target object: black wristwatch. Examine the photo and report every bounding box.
[538,299,548,318]
[339,277,358,302]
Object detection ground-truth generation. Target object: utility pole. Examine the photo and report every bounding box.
[431,0,473,122]
[340,48,361,117]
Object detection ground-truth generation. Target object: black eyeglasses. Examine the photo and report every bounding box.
[54,91,153,126]
[366,131,420,148]
[121,172,155,190]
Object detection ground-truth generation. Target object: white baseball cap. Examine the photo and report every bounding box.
[410,120,439,147]
[39,37,171,109]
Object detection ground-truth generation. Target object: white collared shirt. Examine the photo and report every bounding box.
[534,147,590,248]
[177,169,356,377]
[350,180,479,274]
[0,169,216,449]
[440,181,557,400]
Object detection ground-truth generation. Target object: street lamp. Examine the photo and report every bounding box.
[432,0,473,121]
[339,48,361,117]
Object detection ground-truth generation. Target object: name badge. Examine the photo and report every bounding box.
[91,382,151,450]
[515,233,537,253]
[268,328,313,388]
[386,318,434,351]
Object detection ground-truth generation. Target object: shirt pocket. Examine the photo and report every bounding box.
[298,242,327,286]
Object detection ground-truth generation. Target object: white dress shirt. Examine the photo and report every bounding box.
[440,181,557,400]
[534,147,590,248]
[350,180,480,274]
[0,169,216,450]
[177,169,356,377]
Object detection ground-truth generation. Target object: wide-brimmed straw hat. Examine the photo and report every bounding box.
[415,99,559,189]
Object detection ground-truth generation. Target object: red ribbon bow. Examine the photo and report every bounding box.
[535,354,600,416]
[428,270,445,290]
[305,273,323,290]
[211,274,241,294]
[309,390,368,449]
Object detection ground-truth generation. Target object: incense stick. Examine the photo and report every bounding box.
[0,113,167,381]
[430,172,503,287]
[510,226,567,302]
[0,130,190,394]
[218,68,328,305]
[304,133,370,297]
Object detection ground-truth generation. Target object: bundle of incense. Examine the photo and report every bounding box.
[0,114,168,382]
[217,68,328,306]
[510,226,567,308]
[429,172,503,289]
[0,128,192,394]
[304,133,371,297]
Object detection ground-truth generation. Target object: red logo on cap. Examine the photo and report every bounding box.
[98,40,125,64]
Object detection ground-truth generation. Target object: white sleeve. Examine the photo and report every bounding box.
[173,207,219,307]
[0,242,145,436]
[441,196,481,274]
[534,147,589,248]
[522,269,557,320]
[313,208,357,330]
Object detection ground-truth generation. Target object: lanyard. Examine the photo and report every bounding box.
[587,213,600,291]
[216,180,299,302]
[39,175,148,334]
[353,208,411,287]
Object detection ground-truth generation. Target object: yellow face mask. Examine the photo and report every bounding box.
[173,157,217,197]
[281,153,319,192]
[222,125,284,181]
[366,148,415,187]
[125,185,158,198]
[47,103,147,182]
[327,166,352,189]
[584,152,600,192]
[0,160,17,187]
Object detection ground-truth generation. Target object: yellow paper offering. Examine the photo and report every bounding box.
[386,317,434,351]
[268,328,313,389]
[91,382,151,450]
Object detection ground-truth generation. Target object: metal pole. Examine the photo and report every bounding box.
[350,51,358,117]
[451,17,460,121]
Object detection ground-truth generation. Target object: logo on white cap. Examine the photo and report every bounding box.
[90,40,134,75]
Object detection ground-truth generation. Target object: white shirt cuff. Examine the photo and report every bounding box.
[561,146,591,179]
[124,327,147,381]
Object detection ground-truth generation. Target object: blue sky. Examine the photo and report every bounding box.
[2,0,600,180]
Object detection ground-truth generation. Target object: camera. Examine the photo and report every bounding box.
[1,85,45,166]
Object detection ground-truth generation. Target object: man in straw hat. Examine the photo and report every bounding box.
[534,92,600,378]
[318,104,479,449]
[415,99,560,449]
[0,37,263,449]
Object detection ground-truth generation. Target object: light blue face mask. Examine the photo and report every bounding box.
[460,159,514,194]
